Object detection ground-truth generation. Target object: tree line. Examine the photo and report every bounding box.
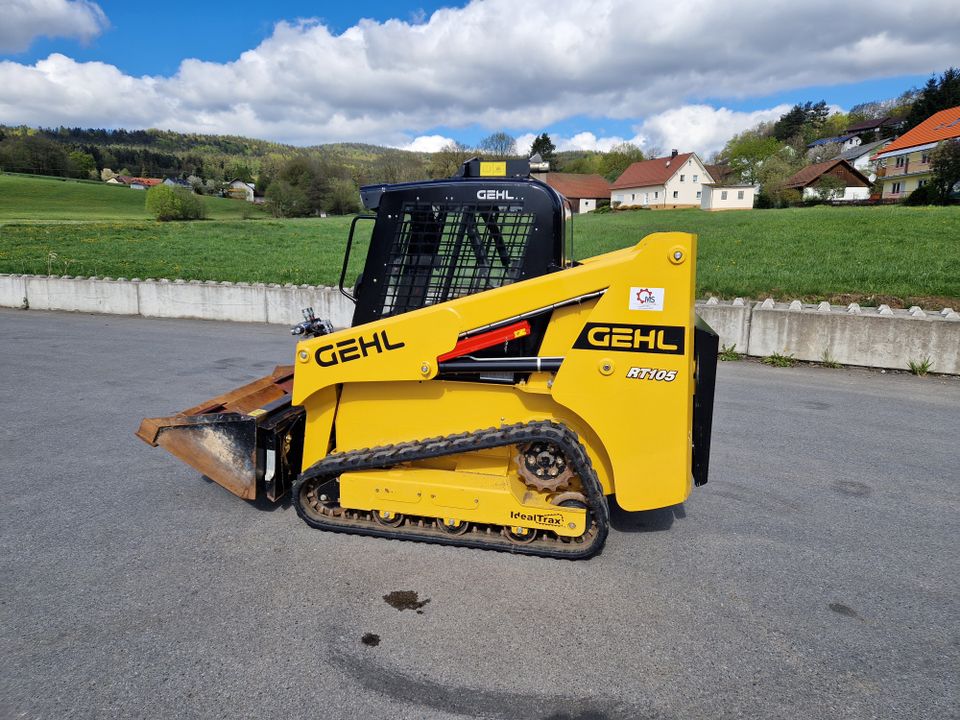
[4,65,957,215]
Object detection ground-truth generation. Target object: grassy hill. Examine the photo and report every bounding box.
[0,173,263,220]
[1,125,433,184]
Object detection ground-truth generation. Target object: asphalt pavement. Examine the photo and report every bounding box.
[1,308,957,720]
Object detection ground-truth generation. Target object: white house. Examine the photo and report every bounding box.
[807,134,862,154]
[610,151,714,208]
[700,184,757,211]
[226,179,256,202]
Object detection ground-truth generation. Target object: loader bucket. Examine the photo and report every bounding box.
[136,365,303,501]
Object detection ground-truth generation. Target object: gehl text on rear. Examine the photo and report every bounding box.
[477,189,516,200]
[315,330,406,367]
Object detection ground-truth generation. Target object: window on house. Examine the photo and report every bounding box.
[737,190,745,200]
[673,191,678,199]
[892,182,902,194]
[680,174,685,182]
[921,153,930,164]
[721,191,728,200]
[895,156,906,167]
[631,194,635,201]
[696,191,702,199]
[918,179,928,187]
[654,191,659,199]
[693,174,698,183]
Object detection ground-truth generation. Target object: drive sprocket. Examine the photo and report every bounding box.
[515,441,575,492]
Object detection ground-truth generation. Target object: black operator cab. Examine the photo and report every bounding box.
[341,158,568,328]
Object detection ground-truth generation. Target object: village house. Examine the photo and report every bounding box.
[107,175,162,190]
[807,134,862,153]
[541,173,611,213]
[872,105,960,200]
[610,151,714,209]
[832,138,890,182]
[226,178,256,202]
[163,177,192,189]
[699,183,758,211]
[844,116,906,139]
[783,158,872,201]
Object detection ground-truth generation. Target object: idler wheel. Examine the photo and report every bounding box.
[373,509,404,528]
[436,517,470,535]
[504,525,538,544]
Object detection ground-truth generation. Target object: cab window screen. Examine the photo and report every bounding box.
[380,201,534,317]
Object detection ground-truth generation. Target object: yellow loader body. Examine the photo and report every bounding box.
[294,233,696,512]
[138,160,717,559]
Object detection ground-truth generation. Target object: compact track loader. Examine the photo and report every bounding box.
[137,158,718,559]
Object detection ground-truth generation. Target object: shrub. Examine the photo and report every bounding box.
[265,179,308,218]
[145,184,206,221]
[324,178,360,215]
[902,184,939,206]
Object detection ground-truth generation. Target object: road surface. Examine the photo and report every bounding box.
[1,309,957,719]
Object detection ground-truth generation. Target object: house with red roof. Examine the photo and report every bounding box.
[107,175,163,190]
[541,173,611,213]
[610,151,714,209]
[872,105,960,200]
[783,159,872,201]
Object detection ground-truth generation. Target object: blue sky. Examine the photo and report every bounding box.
[1,1,957,155]
[12,2,464,76]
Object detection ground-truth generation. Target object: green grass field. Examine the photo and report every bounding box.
[0,173,263,220]
[1,173,958,304]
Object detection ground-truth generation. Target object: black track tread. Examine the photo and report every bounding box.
[291,421,609,560]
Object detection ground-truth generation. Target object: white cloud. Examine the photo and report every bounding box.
[633,104,794,157]
[0,0,108,53]
[515,131,630,153]
[0,0,957,146]
[402,134,455,152]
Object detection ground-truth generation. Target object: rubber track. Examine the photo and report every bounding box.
[291,421,610,560]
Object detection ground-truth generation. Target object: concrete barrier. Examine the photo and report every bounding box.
[695,297,751,352]
[0,274,26,308]
[137,279,269,322]
[747,299,960,375]
[24,275,139,315]
[2,274,958,374]
[264,283,353,327]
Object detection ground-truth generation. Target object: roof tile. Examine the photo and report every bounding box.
[873,105,960,158]
[783,159,871,189]
[543,173,611,199]
[611,153,698,189]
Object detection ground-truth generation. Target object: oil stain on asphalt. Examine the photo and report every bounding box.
[829,602,861,619]
[383,590,430,612]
